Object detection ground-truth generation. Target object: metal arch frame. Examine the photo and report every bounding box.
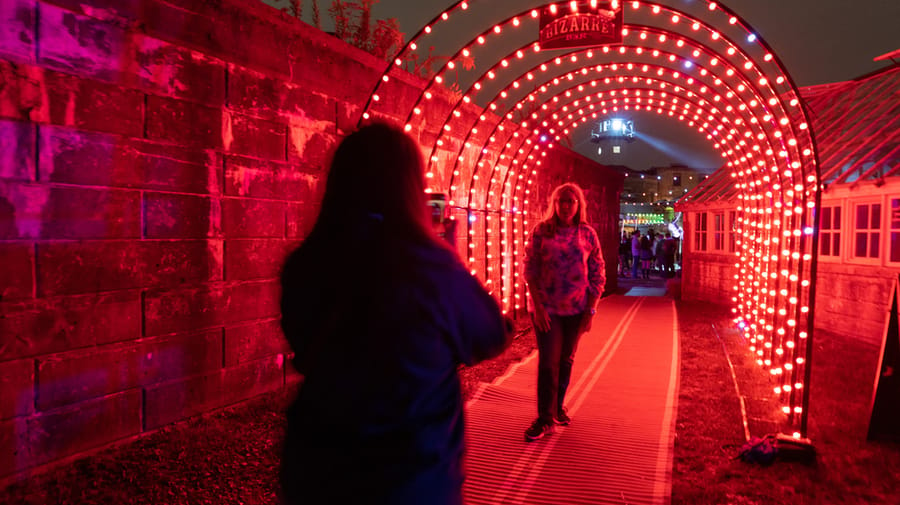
[355,0,822,439]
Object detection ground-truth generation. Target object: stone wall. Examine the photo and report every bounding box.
[0,0,623,479]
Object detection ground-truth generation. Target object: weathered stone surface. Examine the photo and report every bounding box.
[286,125,336,172]
[143,279,278,337]
[0,0,36,65]
[0,358,34,419]
[225,280,280,325]
[35,329,222,410]
[223,319,288,366]
[224,238,295,281]
[222,197,285,238]
[224,154,316,200]
[37,3,128,82]
[36,239,223,296]
[143,355,282,430]
[0,389,141,477]
[0,120,36,181]
[146,95,224,150]
[286,201,317,240]
[228,113,286,161]
[0,290,142,360]
[131,33,226,106]
[39,125,222,194]
[143,192,222,239]
[40,69,143,136]
[0,243,33,302]
[228,64,336,124]
[0,182,141,239]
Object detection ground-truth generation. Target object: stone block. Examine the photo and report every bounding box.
[0,182,141,239]
[35,329,222,410]
[222,355,284,404]
[145,95,224,150]
[39,125,222,195]
[224,238,295,281]
[131,33,226,106]
[0,0,36,64]
[143,369,224,430]
[36,239,223,296]
[224,155,316,200]
[0,290,142,360]
[0,389,141,477]
[143,284,226,337]
[37,2,127,82]
[286,201,317,240]
[0,358,34,419]
[140,239,224,289]
[225,280,280,325]
[286,125,336,172]
[228,113,286,161]
[222,197,285,238]
[223,319,288,366]
[143,192,222,239]
[228,64,336,124]
[0,243,34,302]
[0,120,36,181]
[41,70,143,137]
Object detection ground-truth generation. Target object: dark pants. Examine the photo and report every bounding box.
[535,313,584,423]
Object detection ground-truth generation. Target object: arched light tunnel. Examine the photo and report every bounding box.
[360,0,821,439]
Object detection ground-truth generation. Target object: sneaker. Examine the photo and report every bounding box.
[524,419,554,442]
[555,408,571,426]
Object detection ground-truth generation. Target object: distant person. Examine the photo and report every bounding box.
[631,229,641,279]
[618,232,631,277]
[661,232,677,277]
[639,232,653,279]
[279,123,511,505]
[523,183,605,441]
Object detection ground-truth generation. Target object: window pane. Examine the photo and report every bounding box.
[870,233,880,258]
[872,204,882,229]
[857,205,869,229]
[856,233,867,257]
[892,232,900,262]
[892,199,900,228]
[834,207,841,229]
[821,234,831,256]
[821,207,832,230]
[832,233,840,256]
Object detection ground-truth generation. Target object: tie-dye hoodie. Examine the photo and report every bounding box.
[525,223,606,316]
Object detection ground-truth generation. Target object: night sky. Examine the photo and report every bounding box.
[266,0,900,171]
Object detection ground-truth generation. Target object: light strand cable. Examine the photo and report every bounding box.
[711,322,751,442]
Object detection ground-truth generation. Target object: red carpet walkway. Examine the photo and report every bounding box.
[463,295,679,504]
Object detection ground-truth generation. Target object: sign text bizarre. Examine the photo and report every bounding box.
[539,1,624,50]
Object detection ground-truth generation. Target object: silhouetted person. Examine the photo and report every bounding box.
[279,123,511,504]
[630,229,641,278]
[523,183,605,441]
[661,232,677,277]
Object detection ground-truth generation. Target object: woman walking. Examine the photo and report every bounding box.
[523,183,606,441]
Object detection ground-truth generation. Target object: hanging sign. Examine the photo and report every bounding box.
[539,0,624,51]
[868,275,900,441]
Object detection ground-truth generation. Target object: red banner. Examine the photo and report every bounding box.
[539,1,624,50]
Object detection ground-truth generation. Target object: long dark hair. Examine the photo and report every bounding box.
[310,122,434,244]
[284,123,450,296]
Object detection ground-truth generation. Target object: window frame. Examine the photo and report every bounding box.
[817,204,842,261]
[849,199,882,264]
[728,210,738,254]
[712,211,725,251]
[693,211,708,252]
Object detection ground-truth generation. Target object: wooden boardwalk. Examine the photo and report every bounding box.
[463,295,679,504]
